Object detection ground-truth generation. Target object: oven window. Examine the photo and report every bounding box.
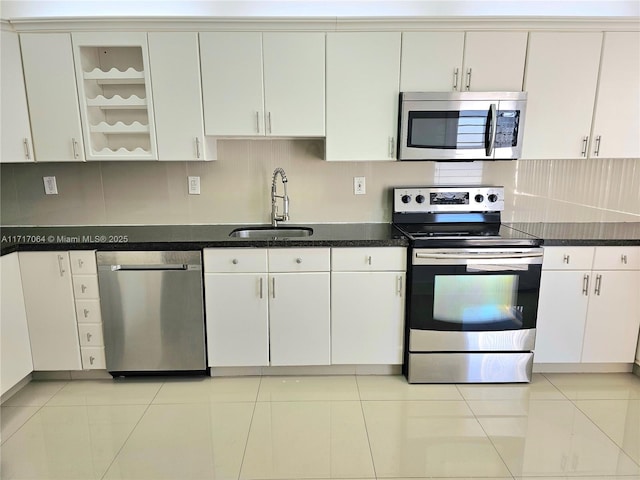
[408,110,488,149]
[433,275,520,325]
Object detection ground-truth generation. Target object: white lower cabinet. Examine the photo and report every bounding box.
[18,252,82,371]
[331,247,406,365]
[0,253,33,395]
[535,246,640,364]
[204,248,330,367]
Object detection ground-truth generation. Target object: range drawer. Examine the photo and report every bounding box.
[81,347,106,370]
[78,323,104,347]
[203,248,267,273]
[332,247,407,271]
[268,248,330,272]
[75,299,102,324]
[72,275,99,299]
[69,251,97,274]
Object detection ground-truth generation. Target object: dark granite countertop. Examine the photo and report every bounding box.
[506,222,640,246]
[0,223,409,256]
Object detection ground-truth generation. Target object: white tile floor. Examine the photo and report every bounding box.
[1,373,639,480]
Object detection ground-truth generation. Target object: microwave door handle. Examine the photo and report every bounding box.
[485,103,497,157]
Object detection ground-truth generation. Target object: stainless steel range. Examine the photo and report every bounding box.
[393,186,543,383]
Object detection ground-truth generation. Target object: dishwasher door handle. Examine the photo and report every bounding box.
[110,264,189,271]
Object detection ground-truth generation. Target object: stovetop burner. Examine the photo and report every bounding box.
[392,186,542,248]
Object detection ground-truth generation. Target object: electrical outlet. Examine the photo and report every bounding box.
[43,176,58,195]
[188,176,201,195]
[354,176,366,195]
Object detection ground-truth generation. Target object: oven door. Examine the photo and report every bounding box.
[408,248,542,352]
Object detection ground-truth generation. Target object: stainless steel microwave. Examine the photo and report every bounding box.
[397,91,527,161]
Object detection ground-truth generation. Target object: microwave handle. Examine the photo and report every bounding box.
[485,103,497,157]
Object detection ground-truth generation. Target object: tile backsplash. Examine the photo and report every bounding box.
[1,139,638,226]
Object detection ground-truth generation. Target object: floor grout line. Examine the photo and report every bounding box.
[355,374,379,480]
[235,375,262,480]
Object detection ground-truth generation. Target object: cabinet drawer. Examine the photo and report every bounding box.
[203,248,267,273]
[75,299,102,324]
[268,248,330,272]
[592,246,640,270]
[69,251,97,274]
[78,323,104,347]
[81,347,106,370]
[332,247,407,271]
[72,275,99,299]
[542,247,595,270]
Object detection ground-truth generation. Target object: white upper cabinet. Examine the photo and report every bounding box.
[590,32,640,159]
[521,32,602,159]
[400,31,526,92]
[461,32,528,91]
[148,32,214,161]
[326,32,401,161]
[200,32,325,137]
[1,29,34,163]
[72,32,158,160]
[400,32,464,91]
[20,33,85,162]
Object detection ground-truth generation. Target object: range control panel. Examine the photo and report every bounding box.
[394,186,505,213]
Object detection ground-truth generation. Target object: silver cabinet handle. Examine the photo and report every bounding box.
[582,274,589,296]
[57,254,65,277]
[581,136,589,157]
[89,356,95,365]
[465,67,472,90]
[367,255,372,265]
[86,333,92,342]
[81,284,88,293]
[24,138,32,160]
[621,254,628,264]
[594,274,602,296]
[272,277,276,298]
[267,112,272,134]
[593,135,601,157]
[84,308,90,318]
[388,137,395,159]
[397,275,403,297]
[296,258,302,264]
[256,112,260,133]
[563,254,570,264]
[232,258,238,265]
[195,137,201,159]
[453,67,459,90]
[72,138,79,159]
[259,277,263,299]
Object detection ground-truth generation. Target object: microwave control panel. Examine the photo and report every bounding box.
[495,111,520,148]
[394,186,505,213]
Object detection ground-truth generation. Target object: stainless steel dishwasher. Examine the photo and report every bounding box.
[97,251,206,376]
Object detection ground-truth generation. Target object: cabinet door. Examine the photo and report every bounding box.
[1,30,33,163]
[0,253,33,395]
[590,32,640,159]
[400,32,464,92]
[18,252,82,371]
[263,32,325,136]
[200,32,264,136]
[534,270,590,363]
[522,32,602,159]
[582,270,640,363]
[204,274,269,367]
[462,32,527,91]
[269,273,330,366]
[326,32,401,161]
[331,272,405,364]
[20,33,84,161]
[148,32,212,161]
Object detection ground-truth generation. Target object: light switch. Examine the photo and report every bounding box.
[43,176,58,195]
[188,176,201,195]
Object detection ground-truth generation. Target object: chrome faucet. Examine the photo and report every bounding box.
[271,168,289,227]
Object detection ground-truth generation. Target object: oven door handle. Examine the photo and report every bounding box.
[415,252,543,260]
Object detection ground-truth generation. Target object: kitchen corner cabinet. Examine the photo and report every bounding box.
[18,251,82,371]
[521,32,602,160]
[200,32,325,137]
[535,246,640,364]
[148,32,214,161]
[589,32,640,159]
[72,32,157,160]
[326,32,401,161]
[400,31,527,92]
[0,29,34,163]
[331,247,406,364]
[0,253,33,396]
[20,33,85,161]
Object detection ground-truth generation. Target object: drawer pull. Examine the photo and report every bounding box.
[232,259,239,265]
[89,356,95,365]
[86,333,92,342]
[83,308,89,318]
[272,277,276,298]
[582,274,589,296]
[78,258,84,268]
[81,284,88,293]
[57,255,65,277]
[621,254,628,264]
[397,275,403,297]
[296,258,302,264]
[259,277,263,299]
[563,254,570,264]
[594,274,602,296]
[367,256,372,265]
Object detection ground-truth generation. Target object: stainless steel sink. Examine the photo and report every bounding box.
[229,226,313,239]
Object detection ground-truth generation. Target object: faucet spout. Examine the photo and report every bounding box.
[271,168,289,227]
